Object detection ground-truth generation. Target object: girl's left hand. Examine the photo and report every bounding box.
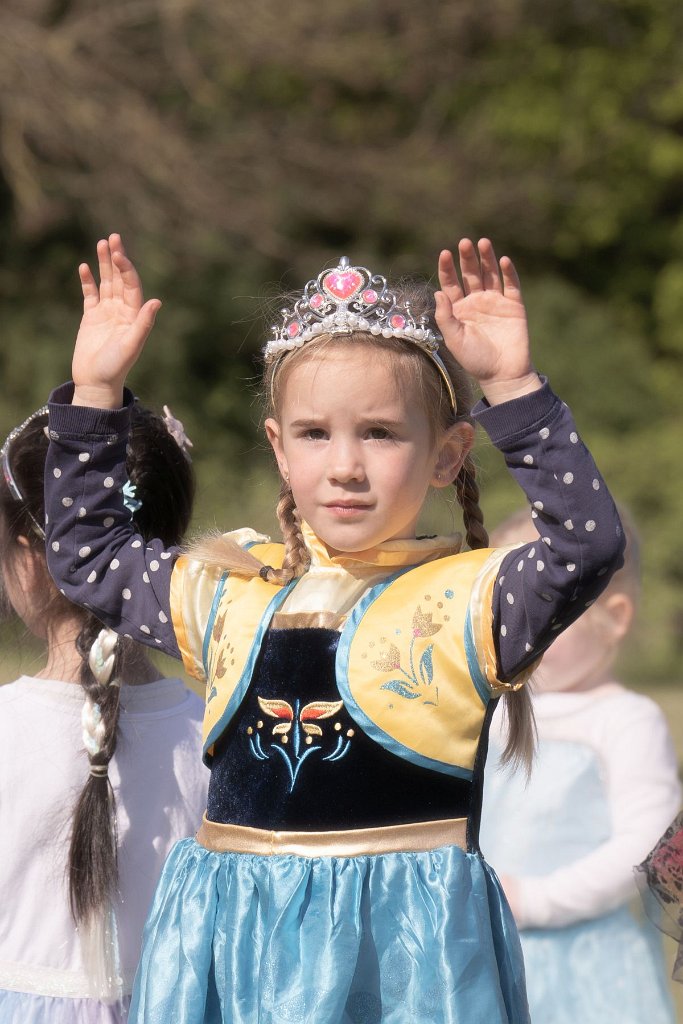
[435,239,541,406]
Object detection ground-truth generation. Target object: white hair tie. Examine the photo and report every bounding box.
[88,628,120,687]
[82,700,106,757]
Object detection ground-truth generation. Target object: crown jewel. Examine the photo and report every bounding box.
[264,256,443,362]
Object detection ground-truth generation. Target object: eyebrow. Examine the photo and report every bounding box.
[288,416,407,429]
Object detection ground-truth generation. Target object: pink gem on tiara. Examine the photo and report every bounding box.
[264,256,443,363]
[322,268,364,302]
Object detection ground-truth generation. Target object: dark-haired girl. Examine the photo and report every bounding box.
[0,405,208,1023]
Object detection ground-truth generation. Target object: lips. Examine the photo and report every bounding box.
[324,501,372,515]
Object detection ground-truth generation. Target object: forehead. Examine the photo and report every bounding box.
[276,345,422,416]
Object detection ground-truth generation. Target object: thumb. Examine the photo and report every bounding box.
[434,291,462,344]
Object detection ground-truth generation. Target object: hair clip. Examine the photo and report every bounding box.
[122,479,143,514]
[162,405,193,460]
[1,406,49,540]
[264,257,456,412]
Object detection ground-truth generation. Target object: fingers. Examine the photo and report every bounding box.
[112,260,145,314]
[79,263,99,310]
[458,239,484,296]
[133,299,162,340]
[97,239,114,300]
[440,239,513,298]
[109,233,125,300]
[434,290,462,339]
[500,255,522,301]
[437,250,464,303]
[477,238,502,292]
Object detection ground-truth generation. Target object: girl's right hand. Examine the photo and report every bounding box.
[72,234,161,409]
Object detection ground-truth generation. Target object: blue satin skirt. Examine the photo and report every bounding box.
[129,836,528,1024]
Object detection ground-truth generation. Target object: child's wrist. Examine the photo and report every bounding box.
[480,372,542,406]
[72,383,125,410]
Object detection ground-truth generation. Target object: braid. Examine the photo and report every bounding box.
[454,454,489,550]
[68,620,123,927]
[263,481,310,585]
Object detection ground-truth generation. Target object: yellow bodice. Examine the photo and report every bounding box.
[170,528,526,776]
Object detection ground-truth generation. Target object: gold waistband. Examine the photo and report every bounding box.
[196,814,467,858]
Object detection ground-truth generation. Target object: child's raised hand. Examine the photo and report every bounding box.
[72,234,161,409]
[435,239,541,406]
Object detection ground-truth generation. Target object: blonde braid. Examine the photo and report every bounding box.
[454,454,489,550]
[263,481,310,585]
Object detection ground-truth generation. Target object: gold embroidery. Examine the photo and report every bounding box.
[212,611,226,644]
[370,604,443,706]
[270,611,345,631]
[257,697,295,738]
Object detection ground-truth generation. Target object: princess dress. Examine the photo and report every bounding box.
[43,377,625,1023]
[131,529,528,1024]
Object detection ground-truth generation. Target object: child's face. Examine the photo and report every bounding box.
[265,347,469,554]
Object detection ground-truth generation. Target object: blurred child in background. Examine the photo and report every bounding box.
[480,507,681,1024]
[0,405,208,1024]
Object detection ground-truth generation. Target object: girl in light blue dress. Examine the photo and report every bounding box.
[481,510,680,1024]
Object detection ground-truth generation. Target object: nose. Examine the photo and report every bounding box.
[327,437,366,484]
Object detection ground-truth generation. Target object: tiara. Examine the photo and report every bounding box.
[264,257,456,411]
[1,406,49,540]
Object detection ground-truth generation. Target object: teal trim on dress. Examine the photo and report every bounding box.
[203,579,297,760]
[336,571,474,781]
[202,571,229,677]
[464,606,490,708]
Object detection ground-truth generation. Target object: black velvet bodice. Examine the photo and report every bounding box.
[206,627,495,845]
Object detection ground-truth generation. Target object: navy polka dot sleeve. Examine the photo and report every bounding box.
[45,383,181,658]
[44,378,624,677]
[472,378,625,682]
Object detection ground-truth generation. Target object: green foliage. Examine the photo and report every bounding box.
[1,0,682,683]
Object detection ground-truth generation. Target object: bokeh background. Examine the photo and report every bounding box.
[1,0,682,1005]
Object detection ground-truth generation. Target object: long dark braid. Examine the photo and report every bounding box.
[68,617,123,927]
[0,404,194,946]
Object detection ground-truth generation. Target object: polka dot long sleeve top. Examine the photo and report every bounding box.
[44,379,624,683]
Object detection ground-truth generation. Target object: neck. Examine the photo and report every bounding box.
[35,616,163,685]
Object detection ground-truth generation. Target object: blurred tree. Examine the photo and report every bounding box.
[0,0,681,681]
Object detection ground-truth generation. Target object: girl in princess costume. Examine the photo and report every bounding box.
[0,401,208,1022]
[44,233,625,1024]
[480,508,681,1024]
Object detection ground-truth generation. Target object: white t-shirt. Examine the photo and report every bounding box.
[481,683,681,930]
[0,675,208,998]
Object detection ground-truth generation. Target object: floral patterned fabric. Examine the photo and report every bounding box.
[637,811,683,980]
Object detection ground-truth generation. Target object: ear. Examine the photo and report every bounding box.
[16,535,31,548]
[431,422,474,489]
[264,418,289,482]
[600,592,635,643]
